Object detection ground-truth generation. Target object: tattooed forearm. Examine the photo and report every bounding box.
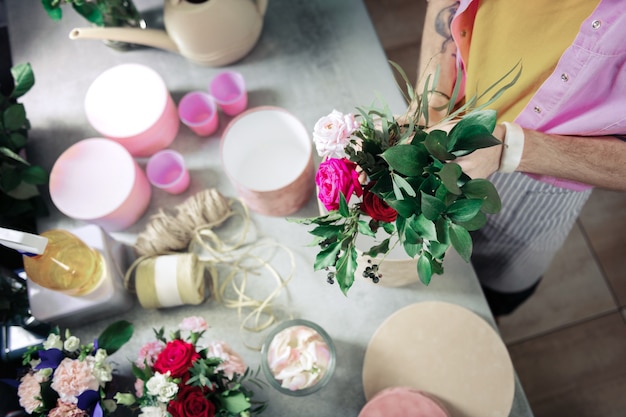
[435,1,459,53]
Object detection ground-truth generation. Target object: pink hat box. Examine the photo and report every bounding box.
[49,138,152,231]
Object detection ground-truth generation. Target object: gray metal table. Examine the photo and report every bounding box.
[6,0,533,415]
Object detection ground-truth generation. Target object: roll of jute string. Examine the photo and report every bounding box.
[124,189,294,347]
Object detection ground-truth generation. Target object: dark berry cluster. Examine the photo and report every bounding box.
[363,260,381,283]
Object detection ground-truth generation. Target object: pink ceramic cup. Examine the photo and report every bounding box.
[146,150,190,195]
[209,71,248,116]
[178,91,219,137]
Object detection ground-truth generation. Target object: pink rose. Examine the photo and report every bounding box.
[179,316,209,333]
[48,400,88,417]
[312,110,360,159]
[136,340,166,369]
[316,158,363,211]
[51,357,100,403]
[206,341,247,379]
[18,372,47,414]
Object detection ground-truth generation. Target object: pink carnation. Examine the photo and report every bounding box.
[48,400,88,417]
[134,378,145,398]
[179,316,209,333]
[18,372,47,414]
[136,340,166,369]
[206,341,247,379]
[51,357,100,403]
[316,158,363,211]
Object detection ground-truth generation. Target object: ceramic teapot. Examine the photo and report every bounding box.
[69,0,268,66]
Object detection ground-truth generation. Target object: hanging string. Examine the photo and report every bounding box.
[126,189,295,349]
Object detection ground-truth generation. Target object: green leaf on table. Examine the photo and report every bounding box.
[461,179,502,214]
[314,241,341,271]
[446,199,483,223]
[437,163,462,195]
[98,320,133,355]
[381,144,427,176]
[417,252,432,285]
[448,222,473,262]
[10,63,34,100]
[420,191,445,220]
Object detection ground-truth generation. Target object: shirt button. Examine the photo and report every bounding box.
[592,20,601,30]
[561,73,569,82]
[460,29,467,37]
[534,106,542,114]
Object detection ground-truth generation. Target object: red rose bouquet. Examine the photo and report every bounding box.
[295,63,521,295]
[114,316,266,417]
[16,320,133,417]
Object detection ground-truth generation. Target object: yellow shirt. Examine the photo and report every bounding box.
[464,0,598,122]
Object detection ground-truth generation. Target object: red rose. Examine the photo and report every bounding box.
[316,158,363,211]
[361,187,397,223]
[168,385,215,417]
[153,340,200,378]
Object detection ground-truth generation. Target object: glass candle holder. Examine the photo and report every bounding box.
[261,319,336,396]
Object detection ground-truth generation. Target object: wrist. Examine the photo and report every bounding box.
[498,122,525,173]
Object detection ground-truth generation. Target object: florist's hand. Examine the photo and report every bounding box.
[453,123,506,179]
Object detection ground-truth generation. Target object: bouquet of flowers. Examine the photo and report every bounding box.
[16,320,133,417]
[297,63,520,295]
[114,316,266,417]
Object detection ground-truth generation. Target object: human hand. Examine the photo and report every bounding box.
[453,123,505,179]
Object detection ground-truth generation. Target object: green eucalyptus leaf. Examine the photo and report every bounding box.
[391,173,416,198]
[382,221,395,234]
[98,320,133,355]
[336,246,358,296]
[363,238,390,258]
[338,193,350,217]
[309,224,343,239]
[0,146,28,164]
[461,179,502,214]
[357,219,376,237]
[417,252,432,285]
[446,199,483,223]
[428,240,450,259]
[407,213,437,241]
[40,0,63,20]
[438,163,462,195]
[424,130,455,161]
[72,2,104,25]
[385,197,419,219]
[455,210,488,231]
[9,132,27,150]
[420,191,445,220]
[221,392,250,414]
[381,144,426,176]
[450,126,501,156]
[4,104,27,130]
[314,241,341,270]
[448,223,473,262]
[449,110,497,147]
[403,241,420,258]
[10,63,35,100]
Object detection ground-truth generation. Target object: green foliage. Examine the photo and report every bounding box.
[40,0,143,27]
[97,320,134,355]
[0,63,49,220]
[298,62,522,294]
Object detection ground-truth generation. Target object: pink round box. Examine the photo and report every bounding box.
[84,63,179,157]
[49,138,152,232]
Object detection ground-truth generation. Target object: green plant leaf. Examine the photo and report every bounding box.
[363,238,390,258]
[417,252,432,285]
[448,223,472,262]
[97,320,133,355]
[450,126,501,157]
[8,132,27,150]
[72,2,103,25]
[403,241,420,258]
[437,163,462,195]
[336,246,357,296]
[338,193,350,217]
[455,210,487,231]
[314,241,341,271]
[221,391,251,414]
[0,146,28,165]
[461,179,502,214]
[407,213,437,241]
[391,173,416,198]
[10,63,35,100]
[309,224,342,239]
[446,199,483,223]
[428,240,450,259]
[4,104,27,130]
[40,0,63,21]
[424,130,455,161]
[381,144,427,176]
[0,167,21,192]
[357,219,376,237]
[420,191,445,220]
[449,109,497,148]
[21,165,48,185]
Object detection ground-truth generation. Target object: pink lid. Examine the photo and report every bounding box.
[49,138,151,231]
[359,387,449,417]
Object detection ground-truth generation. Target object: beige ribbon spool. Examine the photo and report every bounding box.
[133,253,205,309]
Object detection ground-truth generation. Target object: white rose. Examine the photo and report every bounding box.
[43,333,63,350]
[146,372,178,403]
[312,110,360,159]
[94,348,108,365]
[63,336,81,352]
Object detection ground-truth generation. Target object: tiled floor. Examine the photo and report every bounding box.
[363,1,626,416]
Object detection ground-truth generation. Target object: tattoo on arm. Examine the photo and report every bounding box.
[615,135,626,142]
[435,1,460,53]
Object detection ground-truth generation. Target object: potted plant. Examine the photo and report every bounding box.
[0,63,48,269]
